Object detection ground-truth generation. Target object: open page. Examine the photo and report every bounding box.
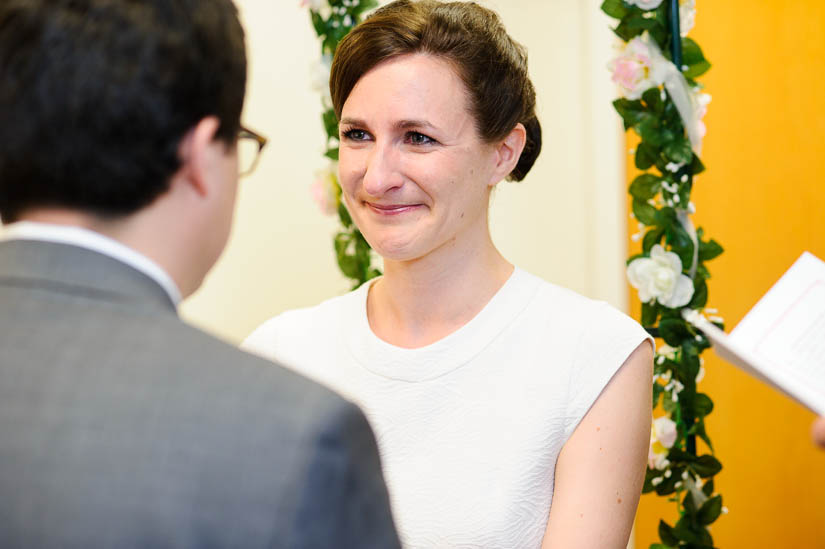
[684,252,825,416]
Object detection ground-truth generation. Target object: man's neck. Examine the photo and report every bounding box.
[13,208,197,298]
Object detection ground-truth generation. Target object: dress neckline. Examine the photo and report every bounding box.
[342,267,541,382]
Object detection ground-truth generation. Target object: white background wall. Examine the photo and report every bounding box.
[180,0,629,345]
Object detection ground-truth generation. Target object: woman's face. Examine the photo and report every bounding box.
[338,53,501,263]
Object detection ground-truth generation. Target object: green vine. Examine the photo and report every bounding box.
[602,0,726,547]
[306,0,380,289]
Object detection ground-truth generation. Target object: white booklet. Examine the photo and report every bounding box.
[684,252,825,416]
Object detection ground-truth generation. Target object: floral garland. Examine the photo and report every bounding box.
[604,0,726,547]
[303,0,381,288]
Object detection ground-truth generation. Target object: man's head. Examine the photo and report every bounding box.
[0,0,249,295]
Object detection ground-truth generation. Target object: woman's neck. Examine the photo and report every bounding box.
[367,231,513,349]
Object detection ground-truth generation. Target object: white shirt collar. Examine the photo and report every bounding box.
[0,221,182,306]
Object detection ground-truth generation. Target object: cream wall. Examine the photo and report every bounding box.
[180,0,629,345]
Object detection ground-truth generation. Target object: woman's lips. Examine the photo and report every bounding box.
[366,202,422,215]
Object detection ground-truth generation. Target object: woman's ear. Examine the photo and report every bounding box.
[174,116,222,197]
[488,123,527,186]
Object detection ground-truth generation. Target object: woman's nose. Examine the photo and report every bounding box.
[362,142,403,197]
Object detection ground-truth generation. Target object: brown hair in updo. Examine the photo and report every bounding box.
[330,0,542,181]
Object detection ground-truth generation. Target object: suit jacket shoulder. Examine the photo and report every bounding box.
[0,240,399,548]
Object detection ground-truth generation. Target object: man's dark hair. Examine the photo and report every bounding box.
[0,0,246,221]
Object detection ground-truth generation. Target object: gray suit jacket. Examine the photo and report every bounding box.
[0,239,400,549]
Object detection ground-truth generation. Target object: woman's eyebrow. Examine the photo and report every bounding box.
[396,119,437,131]
[339,117,439,132]
[339,117,367,127]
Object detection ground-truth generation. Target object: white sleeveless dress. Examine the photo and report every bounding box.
[243,268,650,548]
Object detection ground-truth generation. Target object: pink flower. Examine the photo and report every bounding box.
[608,36,668,100]
[311,163,340,216]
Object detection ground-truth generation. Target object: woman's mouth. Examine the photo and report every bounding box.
[366,202,422,215]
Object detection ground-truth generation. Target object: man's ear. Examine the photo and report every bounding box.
[176,116,222,197]
[488,123,527,187]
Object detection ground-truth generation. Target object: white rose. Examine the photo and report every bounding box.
[627,244,695,308]
[626,0,665,9]
[680,0,696,35]
[608,35,669,100]
[310,54,333,108]
[648,416,678,470]
[653,416,678,448]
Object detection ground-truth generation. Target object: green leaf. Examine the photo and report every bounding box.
[681,37,711,78]
[690,154,706,175]
[337,254,361,279]
[337,200,353,228]
[659,520,679,547]
[658,520,679,547]
[692,419,714,452]
[702,477,715,497]
[661,389,677,415]
[669,448,698,463]
[697,495,723,525]
[642,87,665,114]
[324,147,339,161]
[638,114,668,147]
[633,198,658,226]
[664,138,693,164]
[635,142,659,170]
[692,455,723,478]
[694,393,714,417]
[600,0,628,19]
[652,382,663,408]
[626,13,663,32]
[683,490,697,514]
[334,232,349,255]
[688,277,708,309]
[642,301,659,327]
[684,60,711,79]
[649,545,672,549]
[654,205,678,227]
[614,98,646,130]
[665,224,695,271]
[674,516,713,545]
[310,10,326,36]
[613,19,642,42]
[698,239,724,262]
[322,109,339,140]
[630,174,663,200]
[681,38,706,65]
[643,227,665,254]
[659,318,690,346]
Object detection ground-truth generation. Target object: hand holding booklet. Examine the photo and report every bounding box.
[684,252,825,416]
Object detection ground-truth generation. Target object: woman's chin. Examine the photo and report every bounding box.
[365,236,427,263]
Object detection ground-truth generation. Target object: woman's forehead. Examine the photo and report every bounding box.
[342,53,472,123]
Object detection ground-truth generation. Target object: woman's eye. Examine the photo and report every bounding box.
[342,129,368,141]
[406,132,436,146]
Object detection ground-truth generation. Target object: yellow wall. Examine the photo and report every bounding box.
[631,1,825,547]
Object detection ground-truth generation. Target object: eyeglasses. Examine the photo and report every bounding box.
[237,125,268,177]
